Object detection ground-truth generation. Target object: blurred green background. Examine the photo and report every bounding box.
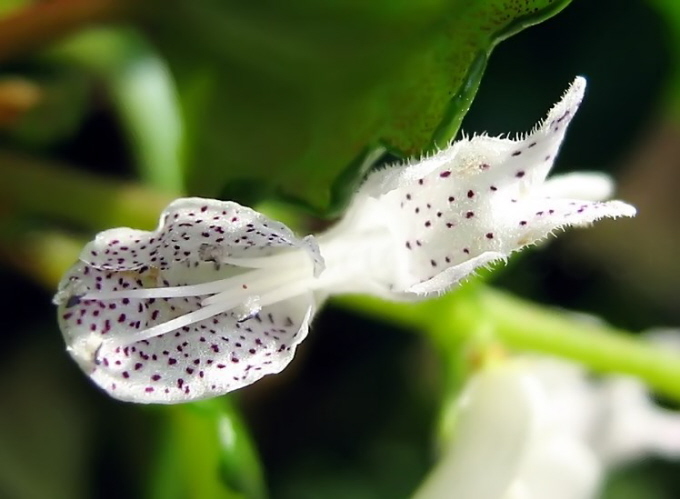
[0,0,679,498]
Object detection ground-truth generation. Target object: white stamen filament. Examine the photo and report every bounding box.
[220,249,310,269]
[200,266,306,307]
[102,255,320,350]
[104,270,331,350]
[82,265,300,301]
[98,231,384,351]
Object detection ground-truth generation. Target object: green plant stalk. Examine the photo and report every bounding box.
[147,400,266,499]
[0,152,306,235]
[0,227,85,290]
[474,287,680,399]
[0,151,172,230]
[336,285,680,401]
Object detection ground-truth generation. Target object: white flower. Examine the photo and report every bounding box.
[413,351,680,499]
[54,200,326,403]
[592,329,680,468]
[332,76,634,296]
[54,76,636,403]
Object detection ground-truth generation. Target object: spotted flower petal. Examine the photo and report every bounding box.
[55,199,322,403]
[79,198,324,273]
[335,77,635,296]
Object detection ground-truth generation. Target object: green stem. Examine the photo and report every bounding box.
[335,285,680,401]
[0,227,84,290]
[475,287,680,400]
[0,151,172,230]
[147,399,266,499]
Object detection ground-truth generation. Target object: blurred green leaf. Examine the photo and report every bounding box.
[602,464,669,499]
[49,27,184,193]
[149,398,266,499]
[139,0,571,211]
